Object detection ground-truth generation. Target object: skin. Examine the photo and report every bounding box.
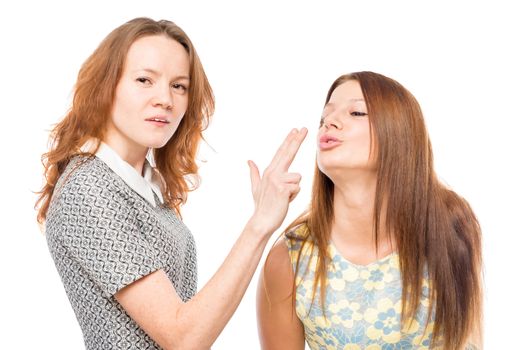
[318,80,394,264]
[104,34,309,349]
[105,35,190,173]
[257,80,482,349]
[257,80,393,350]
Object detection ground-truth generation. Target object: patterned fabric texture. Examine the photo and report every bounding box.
[46,156,197,349]
[286,225,438,350]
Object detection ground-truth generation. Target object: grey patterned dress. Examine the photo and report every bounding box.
[45,156,198,349]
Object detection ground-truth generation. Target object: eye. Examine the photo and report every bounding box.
[136,77,152,85]
[350,111,368,117]
[172,83,188,93]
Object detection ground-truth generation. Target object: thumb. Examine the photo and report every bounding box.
[247,160,260,194]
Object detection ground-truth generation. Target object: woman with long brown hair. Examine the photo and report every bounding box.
[257,71,482,349]
[36,17,307,349]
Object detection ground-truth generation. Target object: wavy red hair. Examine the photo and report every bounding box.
[36,17,214,223]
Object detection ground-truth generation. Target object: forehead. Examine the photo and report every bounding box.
[329,80,365,103]
[124,35,189,74]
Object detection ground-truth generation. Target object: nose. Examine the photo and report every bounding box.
[322,112,342,130]
[153,84,174,111]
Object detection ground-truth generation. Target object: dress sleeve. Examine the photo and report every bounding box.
[284,224,312,274]
[47,165,164,298]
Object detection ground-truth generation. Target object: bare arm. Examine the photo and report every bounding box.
[115,128,308,350]
[257,239,305,350]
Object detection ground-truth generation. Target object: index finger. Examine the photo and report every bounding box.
[267,128,299,168]
[271,127,308,171]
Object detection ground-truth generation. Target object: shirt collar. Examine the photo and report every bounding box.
[81,140,164,207]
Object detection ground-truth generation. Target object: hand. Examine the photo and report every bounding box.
[247,128,308,236]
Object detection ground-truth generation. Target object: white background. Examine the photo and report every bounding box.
[1,1,522,349]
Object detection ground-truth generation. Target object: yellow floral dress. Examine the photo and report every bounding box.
[286,225,437,350]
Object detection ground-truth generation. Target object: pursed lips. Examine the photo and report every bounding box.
[318,134,342,150]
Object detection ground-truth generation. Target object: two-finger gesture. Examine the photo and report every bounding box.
[247,128,308,236]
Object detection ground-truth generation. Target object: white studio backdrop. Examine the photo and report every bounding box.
[1,1,522,349]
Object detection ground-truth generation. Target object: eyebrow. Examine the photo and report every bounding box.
[133,68,190,81]
[325,99,365,107]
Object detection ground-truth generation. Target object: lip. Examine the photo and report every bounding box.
[145,115,170,126]
[318,134,342,150]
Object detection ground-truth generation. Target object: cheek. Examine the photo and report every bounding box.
[176,96,189,118]
[354,126,373,153]
[112,86,135,118]
[111,101,133,130]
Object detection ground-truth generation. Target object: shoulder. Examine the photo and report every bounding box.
[47,156,135,224]
[283,223,316,266]
[284,223,311,249]
[260,238,295,304]
[53,156,132,203]
[266,239,292,276]
[263,223,312,289]
[284,223,309,241]
[54,156,111,193]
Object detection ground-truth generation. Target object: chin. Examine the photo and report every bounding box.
[317,158,377,176]
[317,156,345,173]
[141,137,172,150]
[316,161,339,179]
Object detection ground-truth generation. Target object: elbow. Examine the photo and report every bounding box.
[160,322,213,350]
[165,337,212,350]
[153,302,215,350]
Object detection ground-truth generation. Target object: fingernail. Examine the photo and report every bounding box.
[291,128,298,134]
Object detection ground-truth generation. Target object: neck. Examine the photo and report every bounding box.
[330,170,391,249]
[104,126,148,174]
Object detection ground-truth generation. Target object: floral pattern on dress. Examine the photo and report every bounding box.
[286,225,439,349]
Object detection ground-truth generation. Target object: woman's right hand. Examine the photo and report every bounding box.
[247,127,308,237]
[112,127,306,350]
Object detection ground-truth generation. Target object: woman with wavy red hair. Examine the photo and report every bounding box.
[36,17,307,349]
[257,71,482,349]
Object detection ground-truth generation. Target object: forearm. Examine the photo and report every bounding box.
[176,221,270,348]
[116,129,308,350]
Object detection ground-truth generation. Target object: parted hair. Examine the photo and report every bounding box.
[285,71,482,349]
[36,17,214,223]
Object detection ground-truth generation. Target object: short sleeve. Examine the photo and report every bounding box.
[46,163,164,297]
[284,224,313,274]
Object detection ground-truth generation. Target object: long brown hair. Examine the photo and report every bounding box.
[36,17,214,223]
[286,72,482,349]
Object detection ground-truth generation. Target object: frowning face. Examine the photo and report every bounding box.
[105,34,190,159]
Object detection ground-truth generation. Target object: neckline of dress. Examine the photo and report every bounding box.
[328,240,398,268]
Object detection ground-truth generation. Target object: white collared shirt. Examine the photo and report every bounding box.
[81,141,164,207]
